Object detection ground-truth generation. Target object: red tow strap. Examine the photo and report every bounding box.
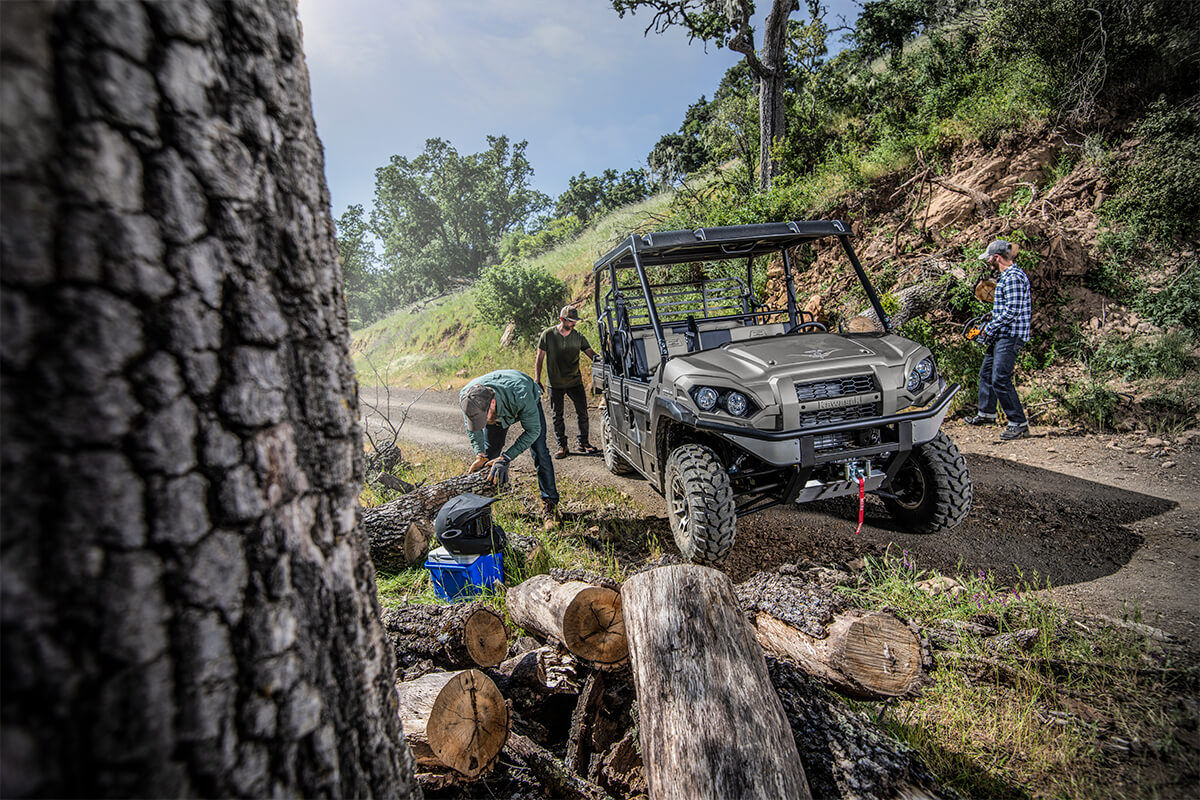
[854,475,865,536]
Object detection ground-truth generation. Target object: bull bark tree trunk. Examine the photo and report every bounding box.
[621,565,813,800]
[0,2,416,797]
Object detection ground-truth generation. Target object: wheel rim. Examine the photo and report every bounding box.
[668,474,690,540]
[891,461,928,510]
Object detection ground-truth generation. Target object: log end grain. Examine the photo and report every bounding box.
[837,612,922,697]
[404,520,432,567]
[428,669,510,778]
[563,587,628,669]
[463,607,509,668]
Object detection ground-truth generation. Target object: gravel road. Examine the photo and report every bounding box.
[361,385,1200,644]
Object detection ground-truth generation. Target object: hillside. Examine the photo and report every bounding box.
[353,122,1198,432]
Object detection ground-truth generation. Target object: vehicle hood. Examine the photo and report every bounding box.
[662,333,919,383]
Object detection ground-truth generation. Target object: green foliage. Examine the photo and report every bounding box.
[1087,228,1145,302]
[553,168,651,223]
[649,95,714,186]
[500,215,585,263]
[1138,266,1200,339]
[336,204,395,328]
[1104,98,1200,242]
[475,261,567,341]
[1060,378,1121,430]
[1091,331,1194,381]
[371,135,550,303]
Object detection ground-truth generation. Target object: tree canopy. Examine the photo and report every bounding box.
[370,135,549,304]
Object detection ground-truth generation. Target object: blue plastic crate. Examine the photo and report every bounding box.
[425,546,503,602]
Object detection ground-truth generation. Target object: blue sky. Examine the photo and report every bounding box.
[298,0,859,221]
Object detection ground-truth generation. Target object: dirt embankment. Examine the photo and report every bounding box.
[363,387,1200,646]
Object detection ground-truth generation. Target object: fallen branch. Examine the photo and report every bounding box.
[505,732,615,800]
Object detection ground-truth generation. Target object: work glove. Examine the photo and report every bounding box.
[468,454,489,474]
[486,455,510,487]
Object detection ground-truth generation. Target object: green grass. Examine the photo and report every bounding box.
[842,550,1199,800]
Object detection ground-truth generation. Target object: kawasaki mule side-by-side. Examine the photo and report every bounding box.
[591,221,972,564]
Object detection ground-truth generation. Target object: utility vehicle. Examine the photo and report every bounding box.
[591,221,972,564]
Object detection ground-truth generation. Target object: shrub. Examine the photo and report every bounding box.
[476,262,567,341]
[1092,331,1194,381]
[1138,266,1200,340]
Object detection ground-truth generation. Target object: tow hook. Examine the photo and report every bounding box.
[849,463,866,536]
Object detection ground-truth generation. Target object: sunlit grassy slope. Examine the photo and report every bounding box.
[350,191,675,389]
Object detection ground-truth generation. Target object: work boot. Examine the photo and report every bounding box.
[541,499,559,530]
[965,413,996,426]
[999,423,1029,440]
[554,445,568,459]
[577,442,600,455]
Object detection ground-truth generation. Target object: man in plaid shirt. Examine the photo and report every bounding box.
[968,239,1032,440]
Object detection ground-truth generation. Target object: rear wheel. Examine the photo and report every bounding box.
[599,406,635,476]
[882,432,972,533]
[665,444,736,565]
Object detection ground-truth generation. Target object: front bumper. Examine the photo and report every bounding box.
[658,382,959,468]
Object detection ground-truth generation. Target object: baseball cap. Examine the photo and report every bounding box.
[560,305,580,320]
[978,240,1012,260]
[459,383,494,432]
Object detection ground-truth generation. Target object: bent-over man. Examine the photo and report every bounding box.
[460,369,559,517]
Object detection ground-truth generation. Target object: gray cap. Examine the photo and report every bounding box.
[459,383,494,432]
[978,239,1012,260]
[560,305,580,321]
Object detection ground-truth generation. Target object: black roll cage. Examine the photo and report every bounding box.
[592,221,892,366]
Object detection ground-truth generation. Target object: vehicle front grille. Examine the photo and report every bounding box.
[798,401,880,429]
[812,431,857,452]
[795,374,876,402]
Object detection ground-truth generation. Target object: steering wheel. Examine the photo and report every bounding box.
[786,321,828,334]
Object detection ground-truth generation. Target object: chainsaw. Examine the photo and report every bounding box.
[962,312,992,343]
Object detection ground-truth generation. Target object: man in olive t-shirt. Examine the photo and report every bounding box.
[535,305,599,459]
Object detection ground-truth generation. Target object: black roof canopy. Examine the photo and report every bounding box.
[592,221,851,273]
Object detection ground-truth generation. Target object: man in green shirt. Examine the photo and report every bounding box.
[535,306,599,459]
[460,369,559,518]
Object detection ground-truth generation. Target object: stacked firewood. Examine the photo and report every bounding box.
[382,562,959,799]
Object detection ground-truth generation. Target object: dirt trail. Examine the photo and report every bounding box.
[362,386,1200,645]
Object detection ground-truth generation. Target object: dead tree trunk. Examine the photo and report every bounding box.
[380,601,509,670]
[506,574,628,669]
[362,472,496,571]
[395,669,510,781]
[505,732,615,800]
[622,565,812,800]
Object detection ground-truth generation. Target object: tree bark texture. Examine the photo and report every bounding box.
[621,565,812,800]
[396,669,510,780]
[0,2,416,797]
[380,601,509,671]
[361,472,496,572]
[506,574,629,669]
[768,659,955,800]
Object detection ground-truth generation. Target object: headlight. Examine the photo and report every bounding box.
[722,391,749,417]
[907,370,922,392]
[693,386,718,411]
[916,357,935,381]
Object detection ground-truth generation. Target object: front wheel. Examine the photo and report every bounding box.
[882,431,972,533]
[664,444,737,565]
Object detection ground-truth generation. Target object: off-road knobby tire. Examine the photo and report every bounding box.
[600,406,635,476]
[664,444,737,565]
[882,431,972,534]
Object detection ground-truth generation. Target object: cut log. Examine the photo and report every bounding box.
[768,657,955,800]
[506,574,628,669]
[488,645,582,698]
[622,564,812,800]
[505,732,615,800]
[754,610,921,699]
[395,669,510,780]
[738,568,922,699]
[361,472,496,572]
[403,520,431,567]
[380,601,509,670]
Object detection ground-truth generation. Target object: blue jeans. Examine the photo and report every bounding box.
[978,336,1027,425]
[484,400,559,502]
